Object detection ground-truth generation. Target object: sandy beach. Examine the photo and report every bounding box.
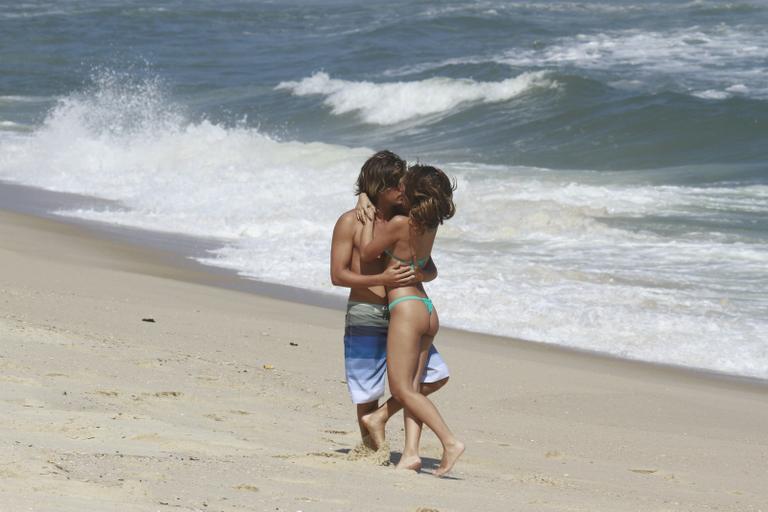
[1,207,766,512]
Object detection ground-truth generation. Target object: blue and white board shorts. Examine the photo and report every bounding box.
[343,300,450,404]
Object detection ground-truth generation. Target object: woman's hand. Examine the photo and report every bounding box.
[382,264,417,287]
[355,193,375,223]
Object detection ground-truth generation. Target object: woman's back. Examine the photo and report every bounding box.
[384,215,436,267]
[382,215,437,300]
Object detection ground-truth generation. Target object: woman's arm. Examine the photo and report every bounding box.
[354,192,375,223]
[359,215,406,263]
[330,212,416,287]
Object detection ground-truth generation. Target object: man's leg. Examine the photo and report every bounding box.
[356,400,379,449]
[344,302,389,446]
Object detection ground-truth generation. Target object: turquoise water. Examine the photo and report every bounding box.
[1,1,766,378]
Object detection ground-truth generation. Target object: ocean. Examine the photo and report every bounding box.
[1,0,766,378]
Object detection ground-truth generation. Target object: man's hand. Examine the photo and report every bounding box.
[382,264,417,287]
[418,257,437,283]
[355,193,376,223]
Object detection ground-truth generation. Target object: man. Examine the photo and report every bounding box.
[330,150,450,455]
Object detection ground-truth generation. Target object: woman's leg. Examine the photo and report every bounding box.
[387,304,464,476]
[360,375,449,451]
[397,339,431,470]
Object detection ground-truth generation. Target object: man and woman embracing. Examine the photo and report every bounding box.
[330,150,464,477]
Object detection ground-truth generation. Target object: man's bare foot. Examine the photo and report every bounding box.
[395,455,422,472]
[361,435,377,451]
[360,410,386,450]
[434,440,465,477]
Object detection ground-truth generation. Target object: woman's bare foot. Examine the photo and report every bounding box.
[395,455,422,472]
[361,410,386,450]
[434,440,465,477]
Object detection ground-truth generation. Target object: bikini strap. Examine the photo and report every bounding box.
[384,249,430,269]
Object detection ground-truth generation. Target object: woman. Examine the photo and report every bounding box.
[359,164,464,477]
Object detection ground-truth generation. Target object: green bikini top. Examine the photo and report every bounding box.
[384,249,430,269]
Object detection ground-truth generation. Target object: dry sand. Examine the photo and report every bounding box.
[1,208,766,512]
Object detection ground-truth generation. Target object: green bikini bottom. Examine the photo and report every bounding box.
[388,295,434,315]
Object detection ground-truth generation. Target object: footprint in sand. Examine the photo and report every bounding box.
[149,391,183,398]
[94,390,119,397]
[346,441,391,466]
[321,437,347,446]
[233,484,259,492]
[0,468,21,478]
[522,473,560,486]
[134,359,166,368]
[2,375,38,385]
[21,398,46,408]
[307,451,342,458]
[629,468,658,474]
[131,433,163,442]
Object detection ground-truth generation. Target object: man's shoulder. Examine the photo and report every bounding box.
[333,209,361,233]
[336,209,359,224]
[387,214,410,228]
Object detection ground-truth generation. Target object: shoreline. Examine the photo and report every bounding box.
[1,202,767,510]
[1,179,766,388]
[0,179,347,310]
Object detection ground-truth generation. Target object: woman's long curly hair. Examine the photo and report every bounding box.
[401,164,456,231]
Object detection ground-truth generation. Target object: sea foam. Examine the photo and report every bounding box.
[276,71,557,125]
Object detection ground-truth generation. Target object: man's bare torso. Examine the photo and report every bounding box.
[349,213,387,304]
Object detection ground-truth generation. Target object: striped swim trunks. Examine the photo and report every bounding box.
[344,300,450,404]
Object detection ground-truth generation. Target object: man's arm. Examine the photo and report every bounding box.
[330,212,414,288]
